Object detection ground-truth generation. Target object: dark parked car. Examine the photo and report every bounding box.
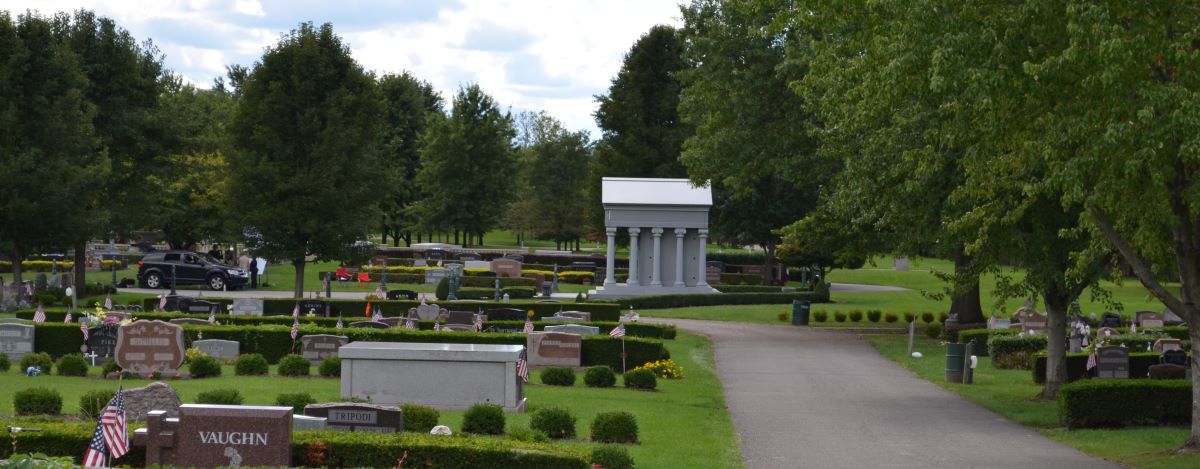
[137,250,249,291]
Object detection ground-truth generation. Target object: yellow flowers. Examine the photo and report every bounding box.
[638,359,684,379]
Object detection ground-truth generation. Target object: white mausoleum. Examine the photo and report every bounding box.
[588,177,720,299]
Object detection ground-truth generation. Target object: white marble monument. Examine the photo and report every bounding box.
[339,342,526,412]
[588,177,721,298]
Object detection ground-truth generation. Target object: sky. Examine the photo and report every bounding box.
[6,0,683,137]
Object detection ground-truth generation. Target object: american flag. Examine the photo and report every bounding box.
[523,318,534,334]
[292,303,300,318]
[1130,322,1137,334]
[610,324,626,338]
[516,349,529,383]
[474,314,483,332]
[158,295,167,311]
[64,312,73,323]
[33,305,46,323]
[83,408,109,468]
[375,284,386,299]
[101,389,129,459]
[81,322,90,341]
[103,294,113,310]
[405,317,417,330]
[207,309,216,324]
[434,321,441,332]
[1086,348,1097,370]
[336,314,344,330]
[290,317,299,340]
[373,308,383,321]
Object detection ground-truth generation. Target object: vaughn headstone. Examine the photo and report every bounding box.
[304,403,403,433]
[116,320,186,376]
[135,404,292,468]
[229,299,264,316]
[0,323,34,361]
[526,331,582,367]
[544,324,599,335]
[193,339,240,361]
[301,334,348,364]
[1096,346,1130,379]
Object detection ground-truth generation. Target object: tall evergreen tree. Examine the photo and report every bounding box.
[377,72,442,247]
[228,22,384,297]
[414,84,517,246]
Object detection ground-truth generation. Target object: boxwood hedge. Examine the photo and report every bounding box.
[615,291,827,309]
[1032,351,1172,383]
[1,420,591,468]
[28,322,668,369]
[1058,379,1191,428]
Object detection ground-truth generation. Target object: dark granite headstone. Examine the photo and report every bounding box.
[568,261,596,272]
[0,323,35,361]
[179,298,220,315]
[136,404,292,468]
[484,308,527,321]
[445,310,476,326]
[298,300,329,317]
[424,249,448,261]
[1161,349,1188,367]
[300,334,348,364]
[386,289,418,300]
[86,324,121,361]
[456,252,481,261]
[1099,312,1123,328]
[304,403,403,433]
[1096,346,1129,379]
[484,325,522,333]
[116,320,185,375]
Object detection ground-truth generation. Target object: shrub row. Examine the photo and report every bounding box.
[134,298,623,321]
[615,291,828,310]
[18,309,672,339]
[987,335,1048,369]
[1059,379,1191,428]
[716,273,764,285]
[28,322,669,369]
[712,285,787,293]
[956,329,1018,357]
[1032,351,1174,384]
[435,278,536,300]
[1,420,591,468]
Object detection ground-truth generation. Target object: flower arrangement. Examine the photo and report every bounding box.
[638,359,684,380]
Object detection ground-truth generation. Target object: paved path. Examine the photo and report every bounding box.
[652,319,1122,469]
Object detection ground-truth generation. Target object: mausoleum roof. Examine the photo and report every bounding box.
[601,177,712,206]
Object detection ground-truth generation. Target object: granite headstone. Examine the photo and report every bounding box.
[303,403,403,433]
[526,331,582,367]
[193,339,240,361]
[1096,346,1129,379]
[116,320,186,375]
[0,323,34,361]
[229,299,264,316]
[136,404,292,468]
[301,334,348,364]
[544,324,599,336]
[490,258,522,278]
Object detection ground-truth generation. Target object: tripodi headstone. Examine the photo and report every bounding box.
[340,342,526,411]
[544,324,600,335]
[526,332,582,367]
[193,339,240,361]
[116,320,186,376]
[303,403,403,433]
[0,323,34,361]
[300,334,348,364]
[1096,346,1129,379]
[135,404,292,468]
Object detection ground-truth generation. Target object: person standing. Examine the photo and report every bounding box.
[249,255,259,288]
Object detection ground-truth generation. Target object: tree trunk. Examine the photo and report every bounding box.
[73,242,86,303]
[949,247,985,324]
[403,232,411,247]
[454,231,459,245]
[1188,315,1200,450]
[292,257,305,298]
[11,244,23,285]
[763,242,777,286]
[1041,291,1070,399]
[380,228,387,245]
[478,232,485,246]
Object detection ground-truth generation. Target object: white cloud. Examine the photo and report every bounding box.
[4,0,682,136]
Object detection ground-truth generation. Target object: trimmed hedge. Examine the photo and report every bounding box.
[957,328,1018,357]
[1032,351,1171,383]
[615,291,828,309]
[712,285,785,293]
[402,404,440,433]
[131,298,622,321]
[462,403,506,435]
[988,335,1047,369]
[0,420,589,468]
[718,273,763,285]
[1059,379,1191,428]
[27,321,667,370]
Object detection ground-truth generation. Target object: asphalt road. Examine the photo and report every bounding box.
[652,319,1123,469]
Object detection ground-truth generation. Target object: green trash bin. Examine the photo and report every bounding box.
[792,300,810,326]
[945,342,966,382]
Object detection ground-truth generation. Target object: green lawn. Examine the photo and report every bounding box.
[0,330,741,469]
[866,335,1200,468]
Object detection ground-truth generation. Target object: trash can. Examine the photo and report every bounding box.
[945,342,966,382]
[792,300,810,326]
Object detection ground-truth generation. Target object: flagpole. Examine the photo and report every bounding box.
[621,336,627,374]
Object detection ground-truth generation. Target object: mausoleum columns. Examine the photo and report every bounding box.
[604,227,617,287]
[697,229,710,287]
[650,228,664,287]
[673,228,687,287]
[627,227,641,287]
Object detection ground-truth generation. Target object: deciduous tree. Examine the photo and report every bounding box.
[377,72,442,247]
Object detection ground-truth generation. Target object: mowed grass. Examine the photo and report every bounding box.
[866,335,1200,468]
[0,330,741,469]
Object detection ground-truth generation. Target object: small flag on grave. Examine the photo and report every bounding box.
[33,305,46,323]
